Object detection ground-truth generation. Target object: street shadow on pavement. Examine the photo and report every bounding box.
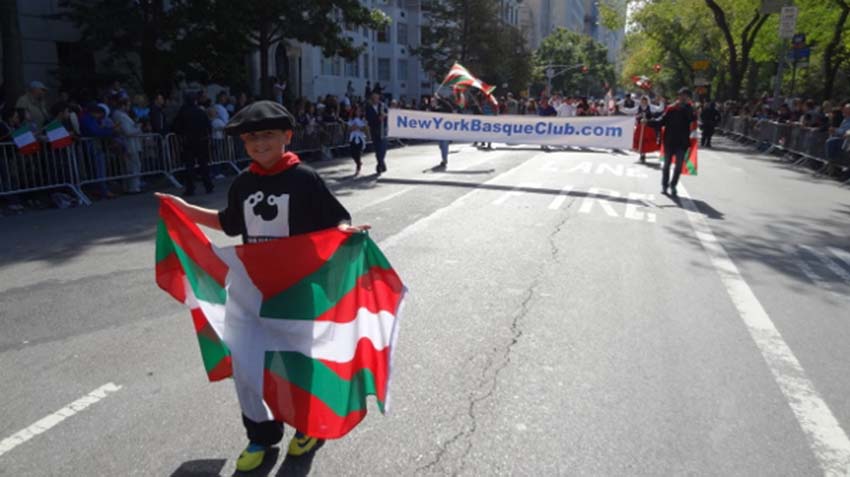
[274,442,324,477]
[377,177,653,207]
[665,207,850,299]
[169,458,227,476]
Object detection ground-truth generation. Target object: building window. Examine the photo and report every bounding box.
[397,23,408,45]
[378,58,391,81]
[321,56,333,75]
[364,54,370,79]
[377,24,390,43]
[397,59,408,81]
[333,57,343,76]
[397,0,404,7]
[345,58,360,78]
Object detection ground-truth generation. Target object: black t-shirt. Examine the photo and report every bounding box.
[218,162,351,244]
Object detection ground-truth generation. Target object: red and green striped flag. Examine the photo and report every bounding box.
[45,120,73,150]
[155,197,406,439]
[12,126,40,156]
[659,138,698,175]
[440,62,498,108]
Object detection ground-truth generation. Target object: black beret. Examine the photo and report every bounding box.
[225,100,296,135]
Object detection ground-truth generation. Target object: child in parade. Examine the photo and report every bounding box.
[156,100,369,472]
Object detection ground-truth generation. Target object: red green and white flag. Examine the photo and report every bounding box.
[659,135,699,176]
[155,197,406,439]
[440,62,498,108]
[45,120,73,150]
[12,126,40,155]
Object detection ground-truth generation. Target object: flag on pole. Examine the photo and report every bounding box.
[155,197,406,439]
[631,75,653,91]
[45,120,73,150]
[440,62,498,107]
[12,126,40,155]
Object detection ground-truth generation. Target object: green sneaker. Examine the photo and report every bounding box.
[287,432,324,457]
[236,443,267,472]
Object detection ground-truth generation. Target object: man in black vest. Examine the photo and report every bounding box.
[365,93,388,174]
[646,87,696,198]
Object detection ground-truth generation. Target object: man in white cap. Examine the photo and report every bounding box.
[16,81,50,127]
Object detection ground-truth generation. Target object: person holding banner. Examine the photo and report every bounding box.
[644,87,697,198]
[633,96,659,163]
[366,93,388,175]
[431,94,455,168]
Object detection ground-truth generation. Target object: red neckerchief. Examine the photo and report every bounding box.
[249,151,301,175]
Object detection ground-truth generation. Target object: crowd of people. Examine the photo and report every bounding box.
[720,95,850,160]
[2,77,849,214]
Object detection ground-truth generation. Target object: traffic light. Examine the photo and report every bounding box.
[581,65,589,74]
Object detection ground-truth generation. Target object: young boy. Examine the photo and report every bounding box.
[157,100,369,472]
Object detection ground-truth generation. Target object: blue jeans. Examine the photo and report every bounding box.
[438,140,450,162]
[826,137,845,160]
[374,138,387,170]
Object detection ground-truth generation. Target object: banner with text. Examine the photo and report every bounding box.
[388,109,632,149]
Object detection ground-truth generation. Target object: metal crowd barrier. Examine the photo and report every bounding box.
[0,140,89,205]
[0,121,410,208]
[718,115,850,183]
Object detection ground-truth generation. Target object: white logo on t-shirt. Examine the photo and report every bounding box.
[243,191,290,242]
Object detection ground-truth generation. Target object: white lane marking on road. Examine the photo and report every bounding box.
[492,182,540,206]
[351,151,507,214]
[788,247,850,305]
[679,185,850,476]
[548,185,575,210]
[359,187,414,210]
[579,187,620,217]
[0,383,122,458]
[801,245,850,287]
[828,247,850,270]
[624,192,656,223]
[380,154,544,250]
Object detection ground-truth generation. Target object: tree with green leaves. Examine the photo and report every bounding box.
[61,0,176,95]
[534,28,615,98]
[172,0,389,99]
[62,0,389,98]
[1,0,25,107]
[416,0,529,94]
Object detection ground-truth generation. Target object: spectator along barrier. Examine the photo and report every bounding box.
[0,121,374,206]
[718,115,850,185]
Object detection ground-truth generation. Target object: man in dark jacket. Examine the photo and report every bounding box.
[149,93,167,134]
[173,92,213,195]
[699,101,721,148]
[365,92,388,174]
[646,87,696,197]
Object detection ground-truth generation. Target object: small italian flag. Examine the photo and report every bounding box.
[12,126,40,155]
[45,120,73,150]
[156,197,406,439]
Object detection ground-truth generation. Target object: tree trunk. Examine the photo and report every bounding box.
[140,0,164,96]
[1,0,25,108]
[704,1,768,100]
[259,21,271,99]
[823,0,850,100]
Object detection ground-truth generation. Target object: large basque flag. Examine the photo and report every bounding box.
[155,197,406,438]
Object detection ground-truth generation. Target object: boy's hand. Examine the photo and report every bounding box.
[155,192,188,210]
[338,223,371,234]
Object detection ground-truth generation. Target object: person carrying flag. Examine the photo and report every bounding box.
[644,87,697,198]
[156,100,370,472]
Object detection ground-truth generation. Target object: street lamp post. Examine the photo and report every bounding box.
[544,63,586,95]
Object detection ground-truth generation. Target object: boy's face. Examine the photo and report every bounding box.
[240,129,292,168]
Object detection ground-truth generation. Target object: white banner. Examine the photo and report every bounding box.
[387,109,633,149]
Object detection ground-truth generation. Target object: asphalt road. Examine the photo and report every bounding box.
[1,137,849,476]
